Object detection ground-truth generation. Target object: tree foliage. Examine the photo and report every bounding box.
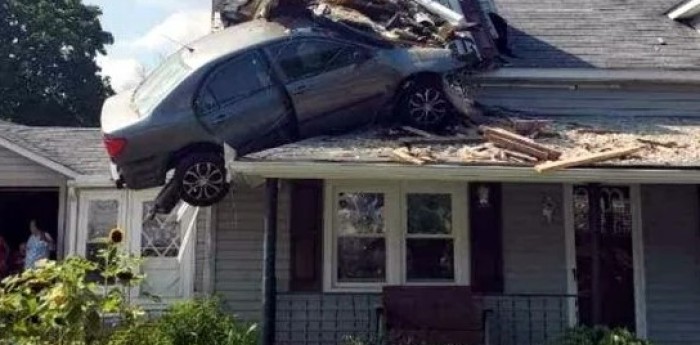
[0,0,114,126]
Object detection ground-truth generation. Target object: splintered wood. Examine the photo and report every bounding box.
[534,146,644,173]
[392,147,426,165]
[480,126,561,161]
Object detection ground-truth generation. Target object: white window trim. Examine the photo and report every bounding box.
[323,180,469,292]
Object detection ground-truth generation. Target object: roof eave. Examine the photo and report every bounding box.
[229,160,700,184]
[668,0,700,19]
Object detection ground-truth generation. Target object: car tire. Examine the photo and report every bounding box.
[175,152,230,207]
[399,79,454,130]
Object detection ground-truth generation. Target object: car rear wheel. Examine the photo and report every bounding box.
[399,79,453,130]
[175,153,229,207]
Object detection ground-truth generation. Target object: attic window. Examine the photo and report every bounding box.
[667,0,700,30]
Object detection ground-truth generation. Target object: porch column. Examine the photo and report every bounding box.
[587,184,602,324]
[261,178,279,345]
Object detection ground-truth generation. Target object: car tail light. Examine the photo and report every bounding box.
[104,136,127,159]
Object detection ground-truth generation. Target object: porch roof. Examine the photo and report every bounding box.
[243,116,700,169]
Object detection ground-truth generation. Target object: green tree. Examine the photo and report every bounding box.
[0,0,114,127]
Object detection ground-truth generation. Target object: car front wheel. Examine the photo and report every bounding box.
[399,80,454,130]
[176,153,229,207]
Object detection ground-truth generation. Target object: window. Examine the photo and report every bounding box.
[133,50,191,116]
[269,39,359,81]
[204,51,272,106]
[141,201,181,258]
[325,182,467,291]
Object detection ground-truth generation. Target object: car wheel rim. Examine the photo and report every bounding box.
[408,87,448,126]
[182,162,224,201]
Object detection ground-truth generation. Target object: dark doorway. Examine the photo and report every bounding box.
[0,188,59,275]
[574,185,635,331]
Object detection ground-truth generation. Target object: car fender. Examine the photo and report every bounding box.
[380,47,467,77]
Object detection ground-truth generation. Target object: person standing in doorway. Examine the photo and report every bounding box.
[24,220,54,270]
[0,235,9,278]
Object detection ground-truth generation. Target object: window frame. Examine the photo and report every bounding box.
[264,37,371,83]
[323,181,469,292]
[194,49,275,115]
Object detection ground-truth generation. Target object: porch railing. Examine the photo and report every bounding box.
[275,293,577,345]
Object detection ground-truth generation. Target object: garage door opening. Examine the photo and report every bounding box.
[0,188,59,277]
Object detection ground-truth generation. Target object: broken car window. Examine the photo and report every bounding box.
[205,51,272,106]
[270,39,350,81]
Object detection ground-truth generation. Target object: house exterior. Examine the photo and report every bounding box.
[204,1,700,345]
[0,122,213,305]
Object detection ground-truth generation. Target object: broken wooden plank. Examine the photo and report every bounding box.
[399,136,484,146]
[534,146,644,173]
[483,132,550,161]
[502,149,538,163]
[401,126,437,138]
[391,147,425,165]
[480,125,562,160]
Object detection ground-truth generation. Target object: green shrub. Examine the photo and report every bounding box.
[108,322,170,345]
[555,326,652,345]
[157,298,257,345]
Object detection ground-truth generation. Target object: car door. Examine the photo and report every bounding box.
[194,50,293,156]
[267,38,393,137]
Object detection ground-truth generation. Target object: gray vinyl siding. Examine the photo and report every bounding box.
[501,183,568,294]
[0,146,64,186]
[194,207,211,295]
[642,185,700,345]
[213,183,291,321]
[475,86,700,117]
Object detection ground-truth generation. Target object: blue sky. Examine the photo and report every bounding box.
[84,0,211,91]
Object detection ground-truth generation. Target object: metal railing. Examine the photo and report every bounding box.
[275,293,577,345]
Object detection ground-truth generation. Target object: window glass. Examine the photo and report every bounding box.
[85,199,119,283]
[405,193,455,282]
[133,50,191,116]
[141,201,181,257]
[336,192,386,283]
[270,40,349,81]
[206,52,272,105]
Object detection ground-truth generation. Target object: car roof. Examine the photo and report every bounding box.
[182,20,291,68]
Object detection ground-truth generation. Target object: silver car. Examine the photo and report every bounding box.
[101,19,470,207]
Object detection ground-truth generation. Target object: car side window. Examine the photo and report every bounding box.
[198,51,272,110]
[270,39,357,82]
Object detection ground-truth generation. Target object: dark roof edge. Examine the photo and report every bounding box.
[475,67,700,85]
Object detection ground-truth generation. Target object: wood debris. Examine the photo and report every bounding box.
[480,125,561,161]
[399,136,483,146]
[636,138,687,149]
[391,147,426,165]
[534,146,644,173]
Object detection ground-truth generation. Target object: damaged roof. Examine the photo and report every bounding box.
[0,122,109,176]
[244,116,700,169]
[491,0,700,70]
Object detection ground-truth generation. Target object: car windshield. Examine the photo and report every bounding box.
[132,50,191,116]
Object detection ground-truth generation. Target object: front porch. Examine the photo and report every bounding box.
[211,168,700,345]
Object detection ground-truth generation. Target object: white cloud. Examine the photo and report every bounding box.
[97,56,144,92]
[136,0,207,11]
[132,10,211,55]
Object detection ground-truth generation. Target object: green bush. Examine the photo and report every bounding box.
[108,322,170,345]
[555,326,652,345]
[157,298,257,345]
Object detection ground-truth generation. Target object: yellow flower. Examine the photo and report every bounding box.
[109,228,124,244]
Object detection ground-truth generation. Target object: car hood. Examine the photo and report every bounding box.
[101,90,140,135]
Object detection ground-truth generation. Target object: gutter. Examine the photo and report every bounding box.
[229,160,700,184]
[474,68,700,86]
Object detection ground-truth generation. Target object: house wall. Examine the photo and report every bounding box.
[211,181,570,345]
[213,183,291,320]
[642,185,700,345]
[0,146,65,186]
[475,85,700,117]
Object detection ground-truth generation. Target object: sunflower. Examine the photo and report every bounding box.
[109,228,124,244]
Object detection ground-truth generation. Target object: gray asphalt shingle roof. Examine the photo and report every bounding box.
[0,122,110,177]
[491,0,700,70]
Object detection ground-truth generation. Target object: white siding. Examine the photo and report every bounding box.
[502,183,568,294]
[643,185,700,345]
[213,183,290,321]
[0,146,64,186]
